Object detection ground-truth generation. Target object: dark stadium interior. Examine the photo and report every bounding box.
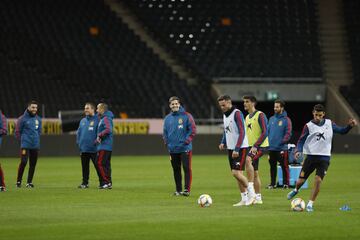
[0,0,359,127]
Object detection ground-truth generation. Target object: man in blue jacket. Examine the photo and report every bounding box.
[0,110,8,191]
[163,96,196,196]
[267,99,292,189]
[76,103,100,189]
[95,103,114,189]
[15,101,42,188]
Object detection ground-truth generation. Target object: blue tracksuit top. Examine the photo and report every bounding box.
[163,106,196,153]
[0,112,8,146]
[268,111,292,151]
[15,110,42,149]
[97,111,114,151]
[76,114,99,153]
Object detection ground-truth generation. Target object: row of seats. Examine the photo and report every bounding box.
[0,0,216,118]
[123,0,323,80]
[341,0,360,116]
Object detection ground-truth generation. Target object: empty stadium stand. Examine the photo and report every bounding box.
[123,0,323,81]
[341,0,360,116]
[0,0,214,118]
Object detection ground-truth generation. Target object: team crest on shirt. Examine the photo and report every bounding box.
[90,121,94,126]
[278,120,283,126]
[35,119,39,129]
[178,118,184,129]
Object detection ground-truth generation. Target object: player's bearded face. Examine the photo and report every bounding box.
[84,105,94,116]
[312,111,325,123]
[274,103,283,114]
[28,104,38,115]
[170,100,180,112]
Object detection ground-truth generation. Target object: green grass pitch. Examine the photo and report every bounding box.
[0,154,359,240]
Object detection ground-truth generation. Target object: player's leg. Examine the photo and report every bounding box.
[96,150,110,188]
[279,151,290,188]
[181,151,192,196]
[268,151,278,188]
[0,163,5,191]
[245,148,256,202]
[17,149,29,187]
[170,153,182,195]
[252,149,264,204]
[231,149,249,206]
[104,151,112,187]
[90,152,101,185]
[287,157,315,199]
[79,153,91,188]
[306,160,329,212]
[26,149,38,187]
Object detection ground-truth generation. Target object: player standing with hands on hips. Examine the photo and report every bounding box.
[163,96,196,197]
[287,104,357,212]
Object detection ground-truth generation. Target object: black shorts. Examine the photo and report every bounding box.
[247,147,267,171]
[299,157,330,180]
[228,148,247,171]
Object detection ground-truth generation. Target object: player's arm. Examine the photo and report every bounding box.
[332,119,357,134]
[219,131,227,151]
[76,119,82,146]
[0,114,7,136]
[184,113,196,145]
[253,112,268,148]
[98,116,111,139]
[162,118,168,145]
[281,117,292,144]
[14,116,24,140]
[295,125,309,159]
[233,111,245,153]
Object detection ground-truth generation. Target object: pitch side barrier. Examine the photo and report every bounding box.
[0,134,360,157]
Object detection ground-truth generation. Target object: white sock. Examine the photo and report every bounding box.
[248,182,255,193]
[256,193,262,200]
[307,200,314,207]
[294,188,298,192]
[241,192,248,202]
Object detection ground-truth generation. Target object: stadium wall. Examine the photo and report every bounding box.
[1,135,360,157]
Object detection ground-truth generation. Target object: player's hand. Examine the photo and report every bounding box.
[348,118,357,127]
[232,151,239,159]
[219,144,225,151]
[96,136,102,144]
[294,152,302,160]
[250,147,257,155]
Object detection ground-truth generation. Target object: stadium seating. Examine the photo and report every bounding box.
[0,0,214,118]
[123,0,323,80]
[341,0,360,116]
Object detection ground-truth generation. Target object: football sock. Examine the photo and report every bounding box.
[307,200,314,207]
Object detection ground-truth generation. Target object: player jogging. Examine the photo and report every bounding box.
[287,104,357,212]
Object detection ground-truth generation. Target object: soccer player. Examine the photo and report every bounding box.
[267,99,292,189]
[76,103,100,188]
[163,96,196,196]
[15,101,42,188]
[217,95,252,206]
[0,110,8,192]
[95,103,114,189]
[243,95,269,204]
[287,104,357,211]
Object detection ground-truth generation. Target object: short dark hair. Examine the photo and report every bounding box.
[313,104,325,112]
[85,102,95,110]
[274,99,285,108]
[27,100,38,106]
[169,96,180,103]
[217,95,232,102]
[243,95,257,103]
